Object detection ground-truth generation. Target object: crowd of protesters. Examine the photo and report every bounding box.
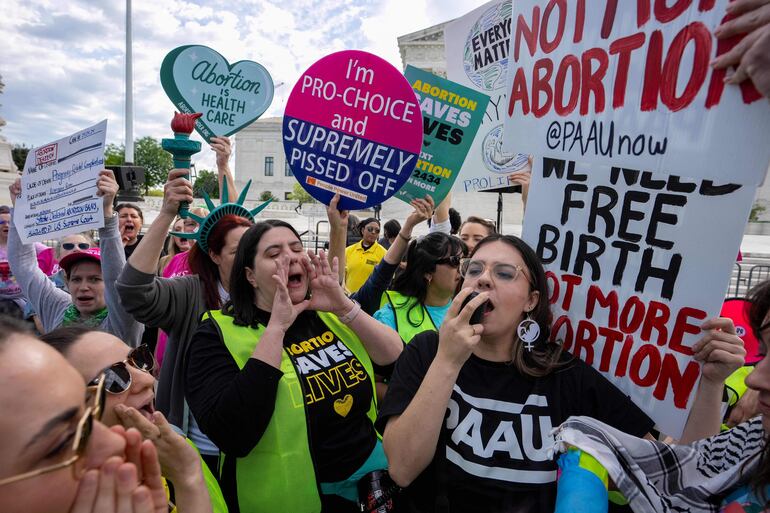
[1,4,769,512]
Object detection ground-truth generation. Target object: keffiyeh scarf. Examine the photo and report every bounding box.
[552,416,766,513]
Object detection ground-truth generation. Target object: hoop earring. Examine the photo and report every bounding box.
[517,311,540,352]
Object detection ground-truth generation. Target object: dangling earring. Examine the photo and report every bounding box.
[517,311,540,352]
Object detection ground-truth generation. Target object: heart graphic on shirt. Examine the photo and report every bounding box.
[334,394,353,417]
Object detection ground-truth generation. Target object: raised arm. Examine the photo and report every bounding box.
[384,289,489,486]
[325,193,349,284]
[7,179,71,332]
[351,196,433,315]
[429,192,450,234]
[95,170,142,346]
[127,169,193,274]
[679,317,746,443]
[210,136,238,201]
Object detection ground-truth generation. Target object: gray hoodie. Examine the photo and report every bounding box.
[8,212,142,346]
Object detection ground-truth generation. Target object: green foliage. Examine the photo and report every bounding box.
[104,143,124,166]
[259,190,277,202]
[145,189,164,197]
[135,136,173,193]
[102,138,172,193]
[11,144,30,171]
[193,169,219,199]
[291,183,315,206]
[750,202,767,222]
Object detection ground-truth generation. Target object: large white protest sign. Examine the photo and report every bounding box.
[523,158,755,437]
[503,1,770,186]
[15,120,107,243]
[445,0,529,194]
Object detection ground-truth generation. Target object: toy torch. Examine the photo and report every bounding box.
[162,112,202,218]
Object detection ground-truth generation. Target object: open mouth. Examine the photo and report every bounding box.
[287,272,303,288]
[483,300,495,316]
[77,295,94,303]
[137,397,156,421]
[124,224,135,233]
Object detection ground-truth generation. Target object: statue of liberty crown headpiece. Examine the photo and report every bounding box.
[171,179,272,253]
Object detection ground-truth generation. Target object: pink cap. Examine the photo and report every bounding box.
[59,247,101,274]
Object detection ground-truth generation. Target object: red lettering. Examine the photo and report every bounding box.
[698,0,716,11]
[598,327,624,372]
[660,22,711,111]
[654,0,692,23]
[561,274,583,310]
[614,334,635,378]
[540,0,567,53]
[514,8,541,61]
[637,0,651,28]
[641,300,670,345]
[609,33,646,109]
[705,13,764,107]
[641,30,664,111]
[508,67,531,116]
[669,307,706,356]
[574,320,598,365]
[546,271,559,304]
[586,285,619,328]
[654,354,699,408]
[619,295,645,333]
[554,55,580,115]
[574,0,586,43]
[532,59,554,117]
[580,48,609,114]
[601,0,619,39]
[629,344,661,387]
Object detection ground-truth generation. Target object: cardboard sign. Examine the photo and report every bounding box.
[522,157,755,437]
[15,120,107,243]
[283,50,422,210]
[445,0,529,194]
[160,45,274,142]
[396,66,491,205]
[503,1,770,186]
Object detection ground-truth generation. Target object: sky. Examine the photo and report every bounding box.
[0,0,485,171]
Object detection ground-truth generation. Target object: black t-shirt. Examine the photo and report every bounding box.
[123,234,144,259]
[186,309,375,484]
[376,331,654,513]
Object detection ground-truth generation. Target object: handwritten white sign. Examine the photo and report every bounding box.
[502,0,770,186]
[15,120,107,243]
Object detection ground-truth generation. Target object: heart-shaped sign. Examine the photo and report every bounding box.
[160,45,274,142]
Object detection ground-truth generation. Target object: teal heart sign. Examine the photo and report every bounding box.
[160,45,274,142]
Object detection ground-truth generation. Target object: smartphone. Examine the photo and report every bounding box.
[461,291,488,325]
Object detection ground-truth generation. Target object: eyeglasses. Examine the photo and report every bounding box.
[87,344,156,394]
[0,375,105,487]
[436,254,463,268]
[366,226,380,234]
[459,258,532,285]
[61,242,91,251]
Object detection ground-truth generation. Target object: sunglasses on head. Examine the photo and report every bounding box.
[87,344,156,394]
[436,254,463,268]
[0,374,105,486]
[62,242,91,251]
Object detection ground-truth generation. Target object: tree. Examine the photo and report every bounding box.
[12,144,30,170]
[291,183,316,207]
[193,169,219,199]
[134,136,173,193]
[102,138,173,193]
[105,143,124,166]
[259,190,277,202]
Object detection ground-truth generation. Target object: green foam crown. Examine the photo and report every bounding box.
[170,179,271,253]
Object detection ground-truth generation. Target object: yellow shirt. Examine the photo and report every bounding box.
[345,241,386,293]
